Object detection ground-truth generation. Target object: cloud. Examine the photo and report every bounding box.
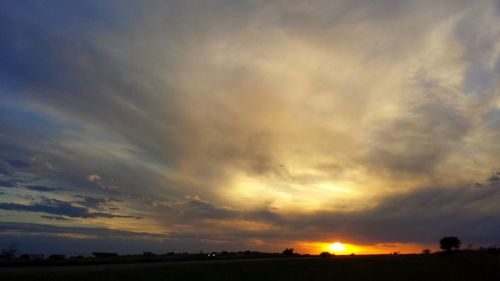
[362,101,472,177]
[0,179,15,188]
[76,196,108,209]
[41,215,70,221]
[86,174,102,182]
[0,0,499,253]
[142,195,240,226]
[487,172,500,183]
[0,221,240,255]
[0,197,138,219]
[244,173,500,245]
[22,185,58,192]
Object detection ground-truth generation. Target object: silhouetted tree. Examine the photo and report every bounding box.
[319,251,332,257]
[439,236,461,252]
[282,248,294,256]
[1,243,18,260]
[486,246,500,255]
[48,254,66,260]
[422,249,431,255]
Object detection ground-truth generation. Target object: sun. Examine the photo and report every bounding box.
[328,242,347,253]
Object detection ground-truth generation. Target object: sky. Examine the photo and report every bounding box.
[0,0,499,256]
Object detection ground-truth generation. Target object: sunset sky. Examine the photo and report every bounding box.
[0,0,499,255]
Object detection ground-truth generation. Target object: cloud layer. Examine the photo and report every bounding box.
[0,0,499,254]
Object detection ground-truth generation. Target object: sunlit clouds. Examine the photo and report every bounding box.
[0,0,499,255]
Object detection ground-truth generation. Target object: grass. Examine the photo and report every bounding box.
[0,253,498,281]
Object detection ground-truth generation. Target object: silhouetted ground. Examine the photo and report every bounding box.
[0,253,498,281]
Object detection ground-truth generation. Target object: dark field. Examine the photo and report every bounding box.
[1,254,498,281]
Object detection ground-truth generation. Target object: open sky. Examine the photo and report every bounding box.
[0,0,499,256]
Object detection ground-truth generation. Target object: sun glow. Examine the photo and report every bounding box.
[308,241,362,255]
[328,242,347,253]
[296,241,432,255]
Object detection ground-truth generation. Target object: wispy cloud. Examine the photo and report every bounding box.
[0,197,138,219]
[0,0,499,253]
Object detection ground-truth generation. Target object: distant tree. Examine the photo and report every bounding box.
[1,243,18,259]
[439,236,461,252]
[48,254,66,260]
[319,251,332,257]
[486,246,500,255]
[282,248,295,256]
[422,249,431,255]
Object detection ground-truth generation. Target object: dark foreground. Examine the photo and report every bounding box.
[0,253,498,281]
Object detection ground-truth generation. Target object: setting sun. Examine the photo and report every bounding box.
[328,242,347,253]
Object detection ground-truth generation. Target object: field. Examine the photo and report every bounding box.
[0,253,498,281]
